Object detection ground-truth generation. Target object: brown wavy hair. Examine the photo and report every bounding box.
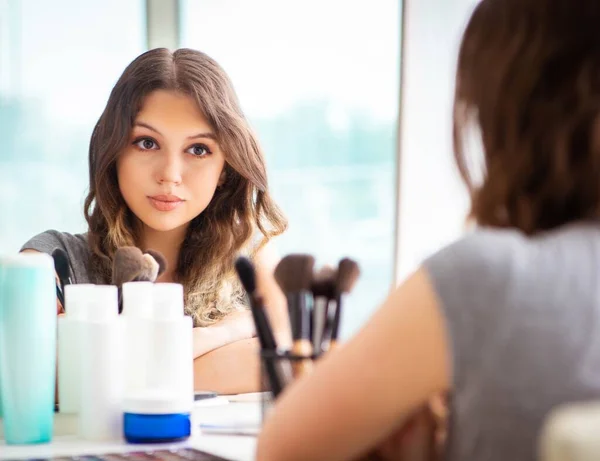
[84,48,287,326]
[454,0,600,234]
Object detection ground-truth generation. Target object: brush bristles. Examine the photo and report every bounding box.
[336,258,360,295]
[113,247,169,286]
[234,256,257,296]
[274,254,315,294]
[311,265,337,299]
[139,254,160,282]
[112,246,145,286]
[145,249,167,277]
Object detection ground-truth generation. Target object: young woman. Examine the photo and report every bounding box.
[22,48,289,394]
[257,0,600,459]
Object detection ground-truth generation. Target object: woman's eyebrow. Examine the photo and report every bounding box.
[133,121,216,141]
[186,132,217,141]
[134,121,162,136]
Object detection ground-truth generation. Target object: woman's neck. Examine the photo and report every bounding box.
[138,224,188,283]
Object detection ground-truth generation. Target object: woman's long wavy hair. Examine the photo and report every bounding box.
[84,48,287,326]
[454,0,600,234]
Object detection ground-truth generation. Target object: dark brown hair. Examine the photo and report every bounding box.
[84,48,287,326]
[454,0,600,234]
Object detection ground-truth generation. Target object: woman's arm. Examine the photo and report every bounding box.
[256,267,451,461]
[193,337,261,394]
[193,310,255,358]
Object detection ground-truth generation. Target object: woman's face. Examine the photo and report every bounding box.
[117,90,226,234]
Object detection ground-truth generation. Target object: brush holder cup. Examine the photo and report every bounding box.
[259,349,321,421]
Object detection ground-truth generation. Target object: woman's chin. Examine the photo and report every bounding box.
[140,217,190,234]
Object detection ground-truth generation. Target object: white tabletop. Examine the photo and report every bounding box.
[0,397,262,461]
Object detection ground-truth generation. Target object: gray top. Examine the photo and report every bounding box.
[21,230,98,284]
[21,229,263,285]
[424,222,600,461]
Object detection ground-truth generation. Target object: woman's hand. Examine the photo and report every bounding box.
[193,310,256,358]
[57,295,64,315]
[218,309,256,342]
[56,300,65,405]
[363,395,448,461]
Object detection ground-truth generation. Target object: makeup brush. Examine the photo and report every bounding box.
[112,246,167,312]
[329,258,360,350]
[112,247,167,285]
[274,254,315,378]
[143,249,167,281]
[234,257,277,351]
[310,265,337,354]
[52,248,73,312]
[234,256,284,396]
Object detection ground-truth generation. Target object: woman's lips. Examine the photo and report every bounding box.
[148,195,184,212]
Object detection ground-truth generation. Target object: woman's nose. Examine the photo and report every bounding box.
[155,151,183,185]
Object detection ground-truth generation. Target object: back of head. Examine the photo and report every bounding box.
[454,0,600,234]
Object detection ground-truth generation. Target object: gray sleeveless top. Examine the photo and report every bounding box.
[424,222,600,461]
[21,230,99,283]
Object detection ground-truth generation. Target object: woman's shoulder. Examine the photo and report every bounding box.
[423,222,596,283]
[21,229,93,283]
[420,224,592,369]
[423,227,525,282]
[421,227,526,330]
[21,229,89,254]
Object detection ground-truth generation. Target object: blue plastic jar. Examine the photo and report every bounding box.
[123,392,192,444]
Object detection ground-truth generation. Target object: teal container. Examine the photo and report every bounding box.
[0,253,57,444]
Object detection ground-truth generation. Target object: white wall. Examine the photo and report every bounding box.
[395,0,479,281]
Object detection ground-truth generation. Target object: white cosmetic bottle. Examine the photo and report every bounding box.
[120,282,154,395]
[149,284,194,397]
[57,284,95,414]
[122,283,194,443]
[79,285,124,441]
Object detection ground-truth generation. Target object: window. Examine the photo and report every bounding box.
[1,0,479,338]
[0,0,146,253]
[181,0,400,337]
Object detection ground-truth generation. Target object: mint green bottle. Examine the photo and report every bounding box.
[0,253,56,444]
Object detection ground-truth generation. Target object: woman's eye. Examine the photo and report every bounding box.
[186,144,212,157]
[133,138,158,150]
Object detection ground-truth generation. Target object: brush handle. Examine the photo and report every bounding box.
[288,292,313,378]
[319,297,336,350]
[250,295,277,350]
[249,295,284,396]
[287,291,312,341]
[291,339,313,378]
[330,294,344,342]
[55,282,65,312]
[311,297,329,354]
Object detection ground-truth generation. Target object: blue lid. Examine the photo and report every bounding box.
[124,412,191,443]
